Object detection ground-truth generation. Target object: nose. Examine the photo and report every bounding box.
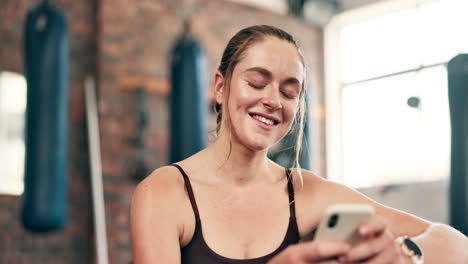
[262,87,282,110]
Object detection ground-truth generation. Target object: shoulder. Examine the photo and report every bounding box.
[288,168,325,195]
[131,166,193,262]
[131,166,192,262]
[286,168,330,237]
[131,165,190,238]
[132,165,186,204]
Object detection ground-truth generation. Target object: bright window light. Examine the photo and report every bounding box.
[0,71,27,195]
[327,0,463,188]
[342,66,450,187]
[340,8,420,83]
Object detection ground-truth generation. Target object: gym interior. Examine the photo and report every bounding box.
[0,0,467,263]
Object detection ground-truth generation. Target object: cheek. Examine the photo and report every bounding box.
[283,101,299,123]
[229,87,258,112]
[226,94,249,123]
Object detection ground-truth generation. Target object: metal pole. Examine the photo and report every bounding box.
[343,62,447,87]
[85,76,109,264]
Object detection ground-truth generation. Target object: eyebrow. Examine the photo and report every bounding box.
[243,67,272,80]
[243,67,301,85]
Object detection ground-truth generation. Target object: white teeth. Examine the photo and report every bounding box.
[252,114,275,125]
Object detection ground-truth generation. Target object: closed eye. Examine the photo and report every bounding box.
[281,90,297,99]
[248,82,266,89]
[281,81,300,99]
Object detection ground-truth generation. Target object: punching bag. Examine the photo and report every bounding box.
[268,93,311,170]
[22,2,69,232]
[447,54,468,236]
[169,23,208,163]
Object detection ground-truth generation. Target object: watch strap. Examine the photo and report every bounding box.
[395,236,424,264]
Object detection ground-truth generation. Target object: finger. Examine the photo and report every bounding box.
[296,241,351,262]
[344,231,393,262]
[268,242,349,264]
[359,216,387,238]
[316,260,341,264]
[362,244,399,264]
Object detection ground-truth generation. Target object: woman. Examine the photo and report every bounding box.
[131,25,468,264]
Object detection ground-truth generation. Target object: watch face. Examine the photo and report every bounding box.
[404,237,423,256]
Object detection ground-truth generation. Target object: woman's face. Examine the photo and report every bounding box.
[224,36,304,152]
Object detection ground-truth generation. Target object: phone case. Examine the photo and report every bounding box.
[314,204,375,246]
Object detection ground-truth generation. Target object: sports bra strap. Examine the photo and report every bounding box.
[172,164,296,220]
[286,169,296,219]
[171,164,201,220]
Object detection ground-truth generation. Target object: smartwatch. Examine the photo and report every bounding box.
[395,236,424,264]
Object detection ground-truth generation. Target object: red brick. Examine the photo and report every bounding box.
[0,1,324,263]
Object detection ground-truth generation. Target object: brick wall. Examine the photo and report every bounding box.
[0,0,324,263]
[99,2,324,262]
[0,0,97,263]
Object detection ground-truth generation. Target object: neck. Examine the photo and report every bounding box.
[205,131,275,186]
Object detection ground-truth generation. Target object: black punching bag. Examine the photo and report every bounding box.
[21,2,69,232]
[169,23,208,163]
[447,54,468,236]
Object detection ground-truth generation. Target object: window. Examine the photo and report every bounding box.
[325,0,468,188]
[0,71,27,195]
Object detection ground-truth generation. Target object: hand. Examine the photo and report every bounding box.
[268,240,351,264]
[339,216,411,264]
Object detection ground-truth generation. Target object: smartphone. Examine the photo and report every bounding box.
[314,204,375,247]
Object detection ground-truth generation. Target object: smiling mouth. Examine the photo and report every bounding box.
[249,114,279,125]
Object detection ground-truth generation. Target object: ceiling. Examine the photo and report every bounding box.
[226,0,385,26]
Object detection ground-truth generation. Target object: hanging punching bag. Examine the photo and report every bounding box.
[268,93,311,170]
[21,2,69,232]
[169,22,208,163]
[447,54,468,236]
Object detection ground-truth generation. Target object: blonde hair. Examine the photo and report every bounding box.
[215,25,307,182]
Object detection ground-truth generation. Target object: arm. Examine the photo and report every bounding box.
[131,167,185,264]
[320,177,468,263]
[412,223,468,264]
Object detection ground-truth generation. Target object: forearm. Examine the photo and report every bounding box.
[413,223,468,264]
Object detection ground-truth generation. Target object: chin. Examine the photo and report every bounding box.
[248,144,269,152]
[231,126,283,152]
[244,138,277,152]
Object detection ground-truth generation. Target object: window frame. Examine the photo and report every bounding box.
[324,0,435,183]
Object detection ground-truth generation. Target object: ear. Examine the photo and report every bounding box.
[214,71,225,105]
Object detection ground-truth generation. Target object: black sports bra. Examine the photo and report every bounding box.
[171,164,300,264]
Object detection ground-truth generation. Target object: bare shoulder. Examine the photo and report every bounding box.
[287,168,329,238]
[288,168,324,196]
[131,165,189,263]
[131,165,190,230]
[132,165,186,200]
